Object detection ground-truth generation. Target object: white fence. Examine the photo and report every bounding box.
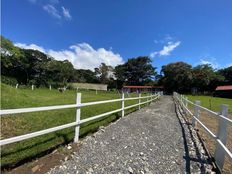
[0,93,161,146]
[174,92,232,171]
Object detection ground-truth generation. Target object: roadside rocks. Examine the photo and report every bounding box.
[48,96,186,174]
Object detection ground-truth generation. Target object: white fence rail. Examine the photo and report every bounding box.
[173,92,232,171]
[0,93,161,146]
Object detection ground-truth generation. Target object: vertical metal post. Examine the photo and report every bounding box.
[122,92,125,117]
[192,100,201,127]
[214,104,229,171]
[139,93,141,110]
[74,93,81,143]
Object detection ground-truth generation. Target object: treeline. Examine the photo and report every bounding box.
[0,36,156,89]
[159,62,232,93]
[1,35,231,93]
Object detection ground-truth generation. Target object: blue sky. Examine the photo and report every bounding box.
[2,0,232,72]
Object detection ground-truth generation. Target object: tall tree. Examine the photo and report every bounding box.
[94,63,115,84]
[160,62,192,93]
[192,64,224,92]
[115,56,156,88]
[218,66,232,84]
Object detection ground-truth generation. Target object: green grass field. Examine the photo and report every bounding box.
[0,83,154,169]
[186,95,232,113]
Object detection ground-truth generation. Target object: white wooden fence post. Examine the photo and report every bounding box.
[185,97,188,108]
[214,104,229,170]
[49,85,52,90]
[32,85,34,90]
[192,100,201,127]
[180,95,183,106]
[16,84,18,89]
[74,93,81,143]
[122,92,125,117]
[147,94,149,106]
[139,93,141,110]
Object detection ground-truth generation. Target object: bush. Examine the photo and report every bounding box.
[1,75,18,86]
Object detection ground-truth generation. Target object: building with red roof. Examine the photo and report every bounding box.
[215,85,232,98]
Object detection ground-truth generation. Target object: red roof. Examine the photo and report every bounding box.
[123,86,152,89]
[215,85,232,91]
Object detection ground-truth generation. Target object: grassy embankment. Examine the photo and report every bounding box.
[186,95,232,174]
[0,83,154,169]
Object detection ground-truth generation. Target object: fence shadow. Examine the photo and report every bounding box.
[173,98,215,173]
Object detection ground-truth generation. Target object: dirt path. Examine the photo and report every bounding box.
[48,96,187,174]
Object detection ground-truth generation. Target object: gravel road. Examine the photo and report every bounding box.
[48,96,185,174]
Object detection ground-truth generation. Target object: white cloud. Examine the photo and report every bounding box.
[43,4,61,19]
[14,42,124,70]
[153,34,174,44]
[199,58,219,69]
[15,43,46,53]
[62,6,72,20]
[150,41,181,58]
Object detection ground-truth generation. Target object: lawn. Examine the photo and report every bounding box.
[186,95,232,113]
[0,83,154,169]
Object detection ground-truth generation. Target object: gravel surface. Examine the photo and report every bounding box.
[48,96,185,174]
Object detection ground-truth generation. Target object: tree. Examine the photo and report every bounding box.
[192,64,224,92]
[218,66,232,84]
[161,62,192,93]
[1,35,76,87]
[94,63,115,84]
[115,56,156,88]
[71,69,99,83]
[192,64,214,92]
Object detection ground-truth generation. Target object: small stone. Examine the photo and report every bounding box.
[112,137,115,140]
[100,129,105,132]
[140,152,144,156]
[32,165,39,173]
[128,166,133,173]
[67,145,72,150]
[144,167,149,172]
[52,149,58,154]
[93,164,99,169]
[99,126,104,130]
[64,156,68,161]
[87,168,94,173]
[142,156,147,161]
[130,152,133,156]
